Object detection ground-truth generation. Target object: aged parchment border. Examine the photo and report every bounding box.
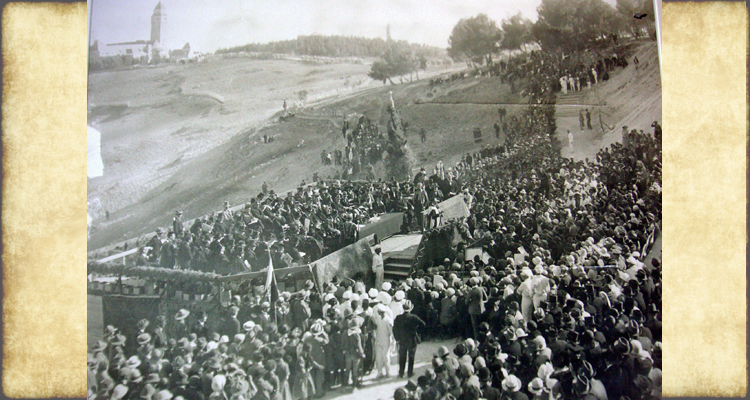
[1,1,747,397]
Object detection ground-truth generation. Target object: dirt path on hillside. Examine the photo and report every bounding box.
[555,41,661,161]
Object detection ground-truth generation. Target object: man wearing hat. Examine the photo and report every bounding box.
[190,311,209,339]
[372,245,384,290]
[527,377,547,400]
[136,333,153,361]
[290,291,312,332]
[468,278,488,340]
[342,318,365,387]
[222,306,241,337]
[501,374,528,400]
[152,316,169,349]
[479,367,501,400]
[173,309,190,340]
[304,322,329,395]
[392,300,425,378]
[147,229,164,263]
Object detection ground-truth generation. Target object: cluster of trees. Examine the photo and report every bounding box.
[88,55,148,71]
[445,0,656,65]
[367,41,428,84]
[215,34,443,59]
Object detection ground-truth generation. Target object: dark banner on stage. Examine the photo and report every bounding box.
[311,237,373,288]
[423,195,471,225]
[358,212,403,240]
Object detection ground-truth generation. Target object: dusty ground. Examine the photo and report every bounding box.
[88,40,660,255]
[555,41,662,161]
[87,57,463,250]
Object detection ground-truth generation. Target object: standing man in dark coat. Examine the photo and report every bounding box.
[651,120,662,142]
[392,300,425,378]
[413,182,429,233]
[579,109,585,131]
[147,228,164,263]
[223,306,241,337]
[159,232,177,269]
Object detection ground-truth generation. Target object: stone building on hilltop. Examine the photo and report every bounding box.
[89,2,190,67]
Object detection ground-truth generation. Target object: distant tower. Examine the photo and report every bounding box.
[150,2,166,44]
[386,24,392,42]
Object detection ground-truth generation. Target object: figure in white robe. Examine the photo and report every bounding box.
[568,130,574,151]
[560,77,568,94]
[532,275,550,311]
[372,306,393,378]
[517,276,535,323]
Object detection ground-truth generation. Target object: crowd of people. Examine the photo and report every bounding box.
[91,30,662,398]
[91,104,662,399]
[324,114,388,179]
[492,48,631,105]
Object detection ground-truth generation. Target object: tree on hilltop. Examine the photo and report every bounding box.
[447,14,504,66]
[532,0,623,52]
[500,13,534,51]
[368,41,417,85]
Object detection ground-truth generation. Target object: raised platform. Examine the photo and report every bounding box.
[380,233,423,258]
[358,212,403,241]
[380,234,423,280]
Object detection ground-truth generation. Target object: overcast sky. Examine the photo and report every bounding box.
[88,0,571,53]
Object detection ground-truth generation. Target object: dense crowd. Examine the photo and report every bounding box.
[92,32,662,399]
[90,103,662,399]
[489,49,631,105]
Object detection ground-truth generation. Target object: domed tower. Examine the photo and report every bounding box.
[150,2,166,44]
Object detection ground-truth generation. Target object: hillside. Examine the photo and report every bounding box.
[555,41,662,160]
[88,41,661,253]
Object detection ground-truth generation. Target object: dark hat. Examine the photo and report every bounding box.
[478,367,492,382]
[614,337,631,354]
[573,375,591,394]
[453,343,467,357]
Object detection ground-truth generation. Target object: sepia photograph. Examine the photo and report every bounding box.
[86,0,662,399]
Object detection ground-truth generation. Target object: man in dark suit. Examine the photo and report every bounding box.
[392,300,425,378]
